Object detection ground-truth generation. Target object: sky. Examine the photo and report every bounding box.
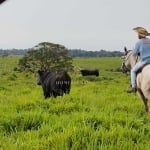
[0,0,150,51]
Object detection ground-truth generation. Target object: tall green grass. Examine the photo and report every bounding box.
[0,56,150,150]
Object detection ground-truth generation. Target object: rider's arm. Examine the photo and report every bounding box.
[133,41,141,56]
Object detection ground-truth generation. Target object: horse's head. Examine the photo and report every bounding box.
[120,47,133,73]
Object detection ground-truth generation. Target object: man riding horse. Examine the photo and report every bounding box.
[127,27,150,93]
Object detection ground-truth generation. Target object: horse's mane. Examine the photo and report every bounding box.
[125,50,132,55]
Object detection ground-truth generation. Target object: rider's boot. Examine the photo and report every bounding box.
[126,86,137,93]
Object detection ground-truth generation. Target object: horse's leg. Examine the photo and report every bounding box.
[137,89,149,112]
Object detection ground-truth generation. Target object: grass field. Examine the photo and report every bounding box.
[0,56,150,150]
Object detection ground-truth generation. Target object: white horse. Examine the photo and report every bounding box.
[121,47,150,113]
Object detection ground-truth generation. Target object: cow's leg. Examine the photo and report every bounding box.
[44,92,48,99]
[53,89,63,97]
[52,85,63,97]
[57,89,63,96]
[45,86,52,99]
[44,92,50,99]
[43,88,50,99]
[52,92,58,98]
[137,89,149,113]
[42,87,48,99]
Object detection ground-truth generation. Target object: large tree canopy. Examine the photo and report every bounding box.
[17,42,73,72]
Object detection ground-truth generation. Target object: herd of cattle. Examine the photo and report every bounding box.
[37,69,99,99]
[1,1,99,99]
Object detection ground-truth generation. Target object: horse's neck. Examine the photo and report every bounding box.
[130,55,139,68]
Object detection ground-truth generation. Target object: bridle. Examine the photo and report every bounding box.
[121,51,132,73]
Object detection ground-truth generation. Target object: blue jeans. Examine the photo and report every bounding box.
[131,59,150,87]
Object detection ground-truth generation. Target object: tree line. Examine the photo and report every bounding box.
[0,48,123,57]
[0,42,123,72]
[68,49,123,57]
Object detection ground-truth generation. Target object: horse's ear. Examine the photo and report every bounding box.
[124,46,127,52]
[124,47,128,55]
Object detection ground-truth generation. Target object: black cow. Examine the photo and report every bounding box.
[80,69,99,76]
[37,70,71,99]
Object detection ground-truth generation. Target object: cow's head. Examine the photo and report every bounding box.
[37,70,50,85]
[37,70,43,85]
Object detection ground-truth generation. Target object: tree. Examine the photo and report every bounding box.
[17,42,73,72]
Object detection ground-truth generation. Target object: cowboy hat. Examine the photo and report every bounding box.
[133,27,150,37]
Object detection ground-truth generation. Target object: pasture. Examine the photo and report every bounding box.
[0,56,150,150]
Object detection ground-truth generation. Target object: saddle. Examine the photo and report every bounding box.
[136,63,150,75]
